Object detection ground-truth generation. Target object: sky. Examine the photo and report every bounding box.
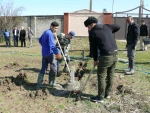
[1,0,150,16]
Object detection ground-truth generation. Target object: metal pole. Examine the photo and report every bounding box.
[90,0,92,12]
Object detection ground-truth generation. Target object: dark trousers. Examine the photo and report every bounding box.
[127,45,136,69]
[5,36,11,47]
[14,35,18,47]
[97,55,118,98]
[40,55,57,75]
[21,38,26,47]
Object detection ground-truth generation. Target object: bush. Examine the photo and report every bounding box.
[0,36,4,43]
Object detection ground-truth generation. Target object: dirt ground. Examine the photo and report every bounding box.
[0,39,150,113]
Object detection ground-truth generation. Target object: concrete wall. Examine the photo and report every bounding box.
[17,15,64,38]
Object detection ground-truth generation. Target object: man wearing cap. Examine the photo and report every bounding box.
[84,16,120,103]
[37,21,63,89]
[56,31,75,76]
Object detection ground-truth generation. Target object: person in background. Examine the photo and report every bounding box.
[3,28,11,47]
[140,20,148,51]
[27,27,34,47]
[20,26,26,47]
[125,16,140,75]
[12,26,19,47]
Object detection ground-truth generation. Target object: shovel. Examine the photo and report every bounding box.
[76,66,95,101]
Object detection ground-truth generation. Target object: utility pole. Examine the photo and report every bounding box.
[90,0,92,12]
[139,0,144,25]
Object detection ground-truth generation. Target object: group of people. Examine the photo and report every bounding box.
[23,16,145,103]
[3,26,34,47]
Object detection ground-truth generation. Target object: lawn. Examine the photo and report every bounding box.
[0,38,150,113]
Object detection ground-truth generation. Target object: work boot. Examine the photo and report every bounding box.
[36,73,45,90]
[124,68,131,72]
[49,72,62,87]
[63,68,69,73]
[125,69,134,75]
[57,71,62,77]
[90,96,104,103]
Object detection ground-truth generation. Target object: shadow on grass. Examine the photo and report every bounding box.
[17,68,40,73]
[115,69,125,74]
[135,62,150,64]
[48,87,94,101]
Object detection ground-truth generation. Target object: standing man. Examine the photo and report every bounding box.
[3,29,11,47]
[125,16,140,75]
[140,20,148,51]
[27,27,34,47]
[20,26,26,47]
[56,31,75,76]
[12,26,19,47]
[37,21,62,89]
[84,16,120,103]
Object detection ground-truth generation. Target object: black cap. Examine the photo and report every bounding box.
[84,16,98,27]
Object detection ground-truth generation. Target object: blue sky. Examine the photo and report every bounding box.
[2,0,150,15]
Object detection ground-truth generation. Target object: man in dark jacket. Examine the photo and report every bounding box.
[12,26,19,47]
[20,26,26,47]
[125,16,140,75]
[140,20,148,51]
[84,16,120,103]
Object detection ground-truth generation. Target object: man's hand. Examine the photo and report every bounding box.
[94,61,98,67]
[56,54,61,59]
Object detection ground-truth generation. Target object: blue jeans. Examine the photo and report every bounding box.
[57,48,70,71]
[127,44,136,69]
[40,55,57,74]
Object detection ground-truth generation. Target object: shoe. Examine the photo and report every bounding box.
[125,69,134,75]
[124,68,130,72]
[90,96,104,103]
[104,95,111,99]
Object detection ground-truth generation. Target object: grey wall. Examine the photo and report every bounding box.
[17,15,64,38]
[113,17,150,40]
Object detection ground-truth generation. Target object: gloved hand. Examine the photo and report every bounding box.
[56,54,66,61]
[56,54,61,59]
[132,45,136,50]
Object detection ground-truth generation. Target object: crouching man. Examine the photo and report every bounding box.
[56,31,75,76]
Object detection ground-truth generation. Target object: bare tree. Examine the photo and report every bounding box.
[0,0,25,33]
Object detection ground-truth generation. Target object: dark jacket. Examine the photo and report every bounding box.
[140,24,148,36]
[12,29,19,36]
[90,24,120,61]
[127,23,140,46]
[20,29,26,40]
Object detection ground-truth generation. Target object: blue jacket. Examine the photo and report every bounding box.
[39,29,59,56]
[4,31,10,37]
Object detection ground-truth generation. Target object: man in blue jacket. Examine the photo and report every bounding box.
[3,29,11,47]
[37,21,62,89]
